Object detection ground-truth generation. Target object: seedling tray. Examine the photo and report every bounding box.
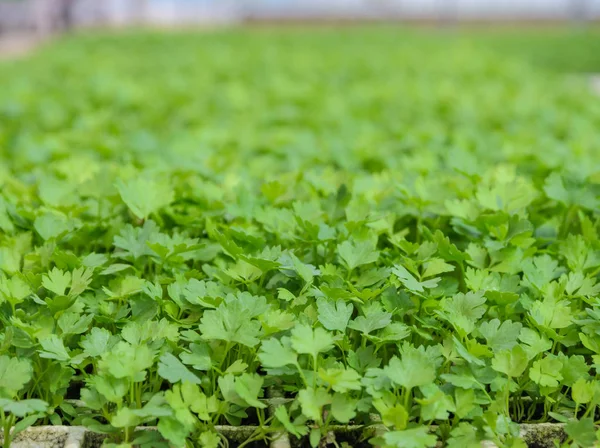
[1,423,568,448]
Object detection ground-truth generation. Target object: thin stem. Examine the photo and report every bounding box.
[294,361,309,387]
[3,413,14,448]
[312,355,318,389]
[560,205,578,238]
[505,378,511,417]
[219,342,232,371]
[403,387,412,411]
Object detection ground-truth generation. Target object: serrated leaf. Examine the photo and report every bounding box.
[337,240,379,271]
[348,311,391,335]
[330,393,357,423]
[383,426,437,448]
[392,265,440,293]
[116,176,174,220]
[529,357,563,387]
[0,356,32,397]
[234,373,266,409]
[258,337,297,368]
[38,335,70,362]
[385,344,438,390]
[42,267,71,296]
[298,387,331,421]
[291,324,334,361]
[316,298,353,332]
[491,345,528,378]
[158,353,201,384]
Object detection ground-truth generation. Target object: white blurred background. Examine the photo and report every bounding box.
[1,0,599,36]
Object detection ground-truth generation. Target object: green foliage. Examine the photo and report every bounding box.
[0,27,599,447]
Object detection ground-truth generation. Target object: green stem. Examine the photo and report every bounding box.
[219,342,232,371]
[505,378,511,417]
[560,205,578,238]
[403,387,412,411]
[582,398,597,419]
[237,426,269,448]
[456,261,467,293]
[312,355,318,388]
[2,411,14,448]
[415,214,422,244]
[136,382,142,409]
[294,362,309,387]
[346,268,354,281]
[129,383,135,408]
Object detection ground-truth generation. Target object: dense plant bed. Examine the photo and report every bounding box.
[0,28,600,448]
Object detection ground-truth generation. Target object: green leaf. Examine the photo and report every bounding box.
[0,398,48,417]
[543,172,570,204]
[491,345,529,378]
[451,336,485,366]
[522,254,561,291]
[116,176,174,220]
[80,327,113,358]
[258,337,297,368]
[179,343,213,371]
[330,393,357,423]
[42,267,71,296]
[558,353,589,386]
[446,423,482,448]
[417,384,456,421]
[69,267,94,297]
[181,382,218,421]
[385,344,438,390]
[291,324,334,361]
[392,265,440,293]
[38,335,70,362]
[12,414,44,436]
[519,328,552,359]
[274,406,309,438]
[58,312,93,335]
[478,319,522,352]
[318,367,361,393]
[87,376,128,403]
[260,309,295,335]
[372,398,408,429]
[529,295,572,330]
[199,431,221,448]
[34,212,71,240]
[111,407,142,428]
[158,415,191,447]
[422,258,455,278]
[198,299,262,347]
[99,342,153,381]
[158,353,201,384]
[337,240,379,271]
[225,359,248,374]
[454,388,477,419]
[0,275,31,305]
[348,311,392,335]
[114,221,159,260]
[437,291,487,336]
[234,373,266,409]
[0,356,32,397]
[286,253,317,285]
[572,378,596,405]
[529,357,563,388]
[316,298,353,332]
[383,426,437,448]
[298,387,331,421]
[565,418,596,447]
